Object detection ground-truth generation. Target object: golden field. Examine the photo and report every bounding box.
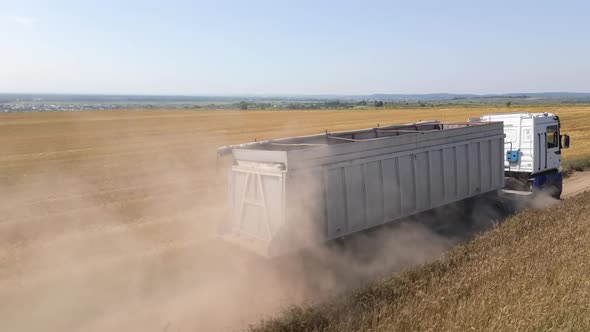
[255,190,590,332]
[0,105,589,331]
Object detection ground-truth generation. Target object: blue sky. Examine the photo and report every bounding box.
[1,0,589,95]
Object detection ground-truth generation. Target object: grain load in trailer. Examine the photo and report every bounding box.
[218,121,505,257]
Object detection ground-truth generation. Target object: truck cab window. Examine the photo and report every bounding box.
[546,125,558,149]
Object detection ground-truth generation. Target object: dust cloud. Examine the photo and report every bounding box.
[0,170,455,331]
[0,147,459,332]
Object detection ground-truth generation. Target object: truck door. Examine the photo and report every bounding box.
[535,128,545,172]
[545,124,560,170]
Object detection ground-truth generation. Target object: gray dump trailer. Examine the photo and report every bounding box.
[218,120,506,257]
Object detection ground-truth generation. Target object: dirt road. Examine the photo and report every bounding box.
[563,171,590,198]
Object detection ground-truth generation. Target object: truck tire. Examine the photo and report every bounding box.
[532,170,563,200]
[551,185,562,200]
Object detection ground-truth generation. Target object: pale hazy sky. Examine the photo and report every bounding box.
[1,0,589,95]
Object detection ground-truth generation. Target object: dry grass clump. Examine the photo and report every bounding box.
[252,191,590,332]
[562,156,590,177]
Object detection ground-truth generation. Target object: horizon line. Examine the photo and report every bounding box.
[2,91,590,98]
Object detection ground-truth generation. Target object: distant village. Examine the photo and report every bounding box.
[1,103,122,113]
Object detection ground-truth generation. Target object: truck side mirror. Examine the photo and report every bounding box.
[561,134,570,149]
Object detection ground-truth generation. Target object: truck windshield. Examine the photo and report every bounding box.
[547,125,558,149]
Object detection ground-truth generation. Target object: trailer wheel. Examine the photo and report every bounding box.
[465,192,511,231]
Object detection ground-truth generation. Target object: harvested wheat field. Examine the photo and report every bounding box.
[0,105,589,331]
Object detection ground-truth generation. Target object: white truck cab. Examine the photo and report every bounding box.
[478,112,570,198]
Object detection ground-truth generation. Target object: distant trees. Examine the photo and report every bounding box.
[324,100,342,107]
[231,99,390,110]
[506,101,512,107]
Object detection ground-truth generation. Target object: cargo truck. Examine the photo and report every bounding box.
[217,112,570,257]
